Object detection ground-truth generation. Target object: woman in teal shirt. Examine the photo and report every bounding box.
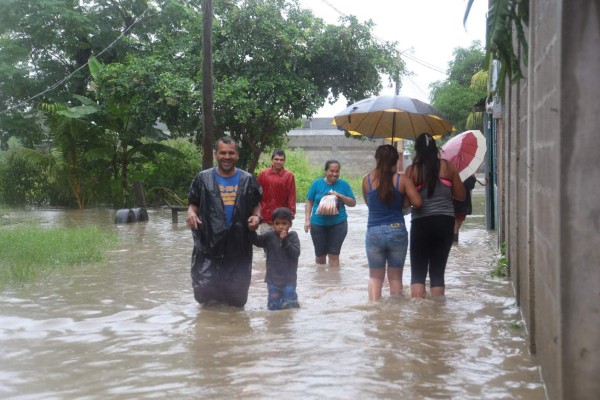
[304,160,356,267]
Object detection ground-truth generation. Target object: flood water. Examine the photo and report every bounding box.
[0,190,546,399]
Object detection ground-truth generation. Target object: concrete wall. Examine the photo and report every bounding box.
[560,2,600,397]
[501,1,600,399]
[288,134,381,177]
[287,119,412,177]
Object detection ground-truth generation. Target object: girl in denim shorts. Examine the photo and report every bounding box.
[362,145,422,301]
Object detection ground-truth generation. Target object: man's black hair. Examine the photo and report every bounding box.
[271,149,286,159]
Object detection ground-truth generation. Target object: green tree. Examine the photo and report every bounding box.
[211,0,405,172]
[464,0,529,95]
[465,69,487,130]
[88,57,184,207]
[9,99,107,208]
[0,0,405,205]
[137,138,202,204]
[0,140,51,206]
[430,41,486,133]
[0,0,167,149]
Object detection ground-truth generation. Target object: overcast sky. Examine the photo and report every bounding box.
[297,0,488,117]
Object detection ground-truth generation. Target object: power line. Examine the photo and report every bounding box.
[319,0,345,17]
[0,6,154,116]
[402,53,447,74]
[405,76,430,98]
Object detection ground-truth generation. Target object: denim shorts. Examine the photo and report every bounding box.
[365,223,408,269]
[310,220,348,257]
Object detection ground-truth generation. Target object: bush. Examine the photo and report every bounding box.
[135,138,202,205]
[491,256,508,278]
[281,148,321,202]
[0,143,51,206]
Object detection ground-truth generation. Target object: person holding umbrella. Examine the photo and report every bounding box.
[362,145,422,301]
[453,174,487,243]
[438,130,488,244]
[406,133,465,298]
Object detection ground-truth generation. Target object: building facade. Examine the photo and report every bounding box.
[496,1,600,399]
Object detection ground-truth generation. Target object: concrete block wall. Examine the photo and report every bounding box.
[502,1,600,399]
[559,2,600,398]
[287,135,384,177]
[530,0,562,394]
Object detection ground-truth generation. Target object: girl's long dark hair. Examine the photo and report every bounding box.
[411,133,440,197]
[373,145,399,204]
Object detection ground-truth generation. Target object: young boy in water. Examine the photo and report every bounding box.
[250,207,301,310]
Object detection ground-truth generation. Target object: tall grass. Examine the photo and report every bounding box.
[281,149,321,202]
[0,226,117,289]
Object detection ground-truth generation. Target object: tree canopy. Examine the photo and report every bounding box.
[429,41,486,134]
[211,0,405,171]
[0,0,166,148]
[0,0,406,207]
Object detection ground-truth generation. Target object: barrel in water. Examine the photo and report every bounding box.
[114,208,148,224]
[131,207,148,222]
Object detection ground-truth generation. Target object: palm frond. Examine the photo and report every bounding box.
[466,0,529,97]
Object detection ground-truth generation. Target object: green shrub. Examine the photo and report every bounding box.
[0,142,52,206]
[509,321,524,330]
[345,175,364,202]
[491,256,508,278]
[281,148,321,202]
[135,138,202,205]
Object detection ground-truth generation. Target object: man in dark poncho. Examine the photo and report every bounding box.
[185,137,263,307]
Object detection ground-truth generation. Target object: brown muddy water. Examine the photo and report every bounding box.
[0,191,546,399]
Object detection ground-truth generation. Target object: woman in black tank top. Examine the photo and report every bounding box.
[405,133,465,298]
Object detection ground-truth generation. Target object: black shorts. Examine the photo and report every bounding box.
[309,220,348,256]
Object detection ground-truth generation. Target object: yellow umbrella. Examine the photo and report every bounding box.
[333,95,454,141]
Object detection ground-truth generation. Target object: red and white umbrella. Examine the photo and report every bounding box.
[440,130,486,181]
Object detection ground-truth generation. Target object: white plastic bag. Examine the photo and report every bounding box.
[316,193,339,215]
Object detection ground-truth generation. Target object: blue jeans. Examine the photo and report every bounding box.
[365,223,408,269]
[267,284,300,311]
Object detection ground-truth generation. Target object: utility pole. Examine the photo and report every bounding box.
[393,73,404,172]
[201,0,214,169]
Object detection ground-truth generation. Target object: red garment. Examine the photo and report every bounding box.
[257,166,296,224]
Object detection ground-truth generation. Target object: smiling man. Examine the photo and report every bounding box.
[186,137,263,307]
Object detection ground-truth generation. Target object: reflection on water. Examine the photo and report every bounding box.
[0,193,545,399]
